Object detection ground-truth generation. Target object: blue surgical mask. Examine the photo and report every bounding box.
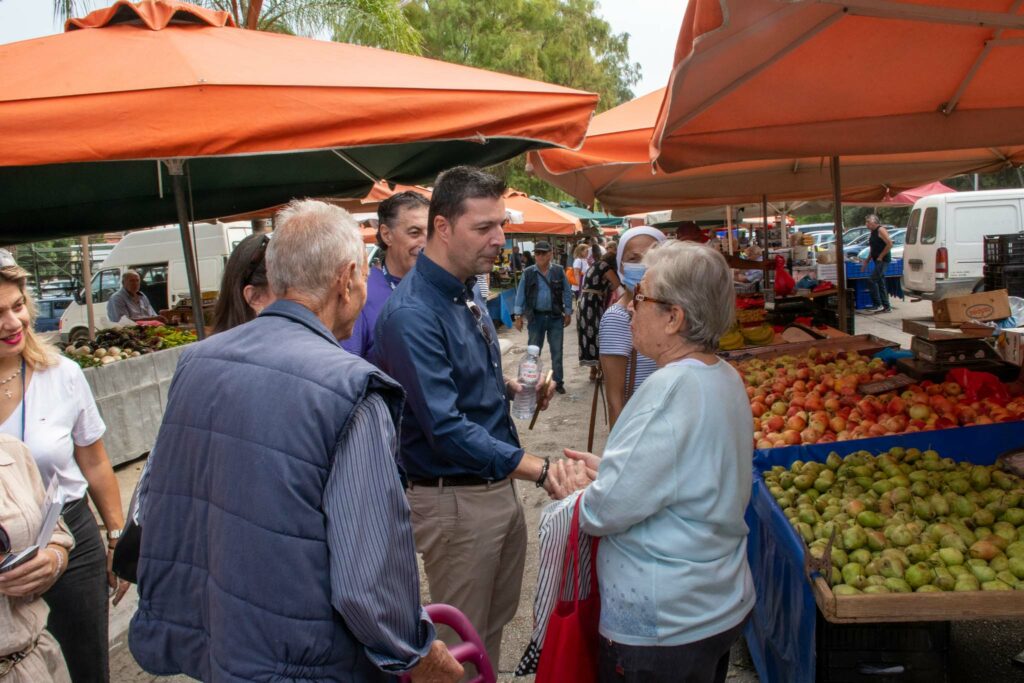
[621,263,647,290]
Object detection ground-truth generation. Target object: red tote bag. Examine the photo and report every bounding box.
[535,496,601,683]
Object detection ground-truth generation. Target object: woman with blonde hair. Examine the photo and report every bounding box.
[0,250,125,682]
[571,243,590,299]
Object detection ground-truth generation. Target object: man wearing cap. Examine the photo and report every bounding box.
[513,241,573,394]
[342,191,429,363]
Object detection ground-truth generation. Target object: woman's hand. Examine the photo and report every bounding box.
[0,545,66,597]
[107,546,131,605]
[564,448,601,482]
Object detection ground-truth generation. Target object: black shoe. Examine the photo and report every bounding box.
[880,307,892,314]
[555,384,566,394]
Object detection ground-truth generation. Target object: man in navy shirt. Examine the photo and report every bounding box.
[375,167,575,670]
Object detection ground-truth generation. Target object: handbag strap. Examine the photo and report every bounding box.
[558,496,599,605]
[624,348,638,402]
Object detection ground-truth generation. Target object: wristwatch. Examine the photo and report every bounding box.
[107,529,122,542]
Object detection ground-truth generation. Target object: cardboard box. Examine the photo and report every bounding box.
[817,264,838,282]
[997,327,1024,366]
[932,289,1011,324]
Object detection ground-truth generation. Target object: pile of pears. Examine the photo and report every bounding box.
[764,447,1024,594]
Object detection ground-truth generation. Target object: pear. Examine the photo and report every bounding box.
[916,584,943,593]
[1009,557,1024,580]
[849,548,872,565]
[856,511,885,529]
[933,567,956,591]
[991,556,1010,573]
[948,565,970,579]
[997,570,1020,588]
[955,579,980,592]
[842,526,868,551]
[969,540,1001,561]
[1002,508,1024,526]
[971,467,992,492]
[863,585,891,594]
[833,584,861,596]
[969,564,997,583]
[842,563,868,590]
[939,547,965,567]
[982,580,1014,591]
[1007,541,1024,559]
[884,577,913,593]
[904,563,935,590]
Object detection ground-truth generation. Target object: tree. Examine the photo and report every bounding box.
[403,0,641,199]
[53,0,421,54]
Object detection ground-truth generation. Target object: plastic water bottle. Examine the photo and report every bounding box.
[511,345,542,420]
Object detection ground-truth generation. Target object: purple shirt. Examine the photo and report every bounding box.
[342,265,401,362]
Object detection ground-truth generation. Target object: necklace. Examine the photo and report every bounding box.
[0,368,19,399]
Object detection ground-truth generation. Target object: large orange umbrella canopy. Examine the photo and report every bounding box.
[0,0,597,241]
[652,0,1024,172]
[530,88,1024,215]
[502,191,582,235]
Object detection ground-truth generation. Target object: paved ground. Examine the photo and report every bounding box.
[102,295,1024,681]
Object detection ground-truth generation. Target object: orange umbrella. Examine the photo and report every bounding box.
[216,182,431,222]
[501,191,582,235]
[0,0,595,334]
[651,0,1024,172]
[0,0,597,238]
[530,88,1024,214]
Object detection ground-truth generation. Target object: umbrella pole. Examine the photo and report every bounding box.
[831,156,849,333]
[726,204,734,255]
[80,236,95,342]
[166,160,207,341]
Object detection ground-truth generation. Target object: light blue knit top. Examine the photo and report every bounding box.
[579,358,756,646]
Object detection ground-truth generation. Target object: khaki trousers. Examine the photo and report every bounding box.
[407,480,527,673]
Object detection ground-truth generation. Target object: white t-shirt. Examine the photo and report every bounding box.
[0,356,106,502]
[572,258,588,292]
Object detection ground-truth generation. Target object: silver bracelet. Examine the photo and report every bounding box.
[48,547,65,578]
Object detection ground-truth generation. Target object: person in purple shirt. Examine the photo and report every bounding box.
[342,191,429,362]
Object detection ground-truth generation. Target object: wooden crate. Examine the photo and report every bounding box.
[811,576,1024,624]
[718,333,899,362]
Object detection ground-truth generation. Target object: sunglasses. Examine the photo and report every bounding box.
[633,281,670,308]
[465,300,494,345]
[242,235,270,285]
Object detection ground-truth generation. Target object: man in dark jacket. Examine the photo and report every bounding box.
[131,199,461,683]
[513,241,574,393]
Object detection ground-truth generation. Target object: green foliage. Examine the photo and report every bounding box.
[403,0,641,201]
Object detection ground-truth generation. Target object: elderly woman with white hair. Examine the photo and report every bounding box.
[566,240,755,683]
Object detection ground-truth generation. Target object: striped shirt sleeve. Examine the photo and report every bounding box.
[324,392,436,673]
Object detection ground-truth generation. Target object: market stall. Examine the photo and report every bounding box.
[723,326,1024,681]
[64,325,198,466]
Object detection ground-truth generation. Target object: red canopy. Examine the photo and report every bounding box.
[883,181,957,205]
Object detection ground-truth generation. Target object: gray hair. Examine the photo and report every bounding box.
[267,199,363,304]
[866,214,880,226]
[122,269,141,282]
[642,241,735,351]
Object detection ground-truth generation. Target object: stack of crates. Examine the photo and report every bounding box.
[983,233,1024,296]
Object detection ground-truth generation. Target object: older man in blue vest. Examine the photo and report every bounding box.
[513,240,573,393]
[130,200,462,683]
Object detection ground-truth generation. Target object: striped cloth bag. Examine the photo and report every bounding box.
[515,491,597,676]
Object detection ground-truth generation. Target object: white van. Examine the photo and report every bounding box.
[59,222,251,341]
[902,189,1024,300]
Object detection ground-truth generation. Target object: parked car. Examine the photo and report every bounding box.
[902,188,1024,300]
[806,231,836,251]
[843,226,871,243]
[35,296,73,333]
[843,228,899,260]
[38,279,78,298]
[855,229,907,261]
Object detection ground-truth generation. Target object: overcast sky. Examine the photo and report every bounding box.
[0,0,685,96]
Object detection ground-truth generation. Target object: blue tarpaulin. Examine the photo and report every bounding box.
[745,422,1024,683]
[486,289,515,329]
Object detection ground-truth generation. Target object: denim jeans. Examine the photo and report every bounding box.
[527,314,565,387]
[868,259,891,310]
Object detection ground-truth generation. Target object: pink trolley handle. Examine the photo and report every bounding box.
[399,603,496,683]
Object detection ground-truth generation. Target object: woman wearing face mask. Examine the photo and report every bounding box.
[598,227,666,427]
[212,233,275,334]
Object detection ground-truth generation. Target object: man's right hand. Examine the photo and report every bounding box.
[514,317,524,332]
[408,640,463,683]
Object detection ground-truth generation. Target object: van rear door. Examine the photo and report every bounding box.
[949,200,1022,280]
[903,206,937,294]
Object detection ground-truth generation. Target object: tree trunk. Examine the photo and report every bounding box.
[245,0,263,30]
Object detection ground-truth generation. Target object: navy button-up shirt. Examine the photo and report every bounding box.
[375,252,524,481]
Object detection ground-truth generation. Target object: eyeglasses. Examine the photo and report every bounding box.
[242,235,270,285]
[0,524,9,555]
[633,281,670,308]
[465,300,494,345]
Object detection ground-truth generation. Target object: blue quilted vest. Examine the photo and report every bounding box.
[130,300,403,682]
